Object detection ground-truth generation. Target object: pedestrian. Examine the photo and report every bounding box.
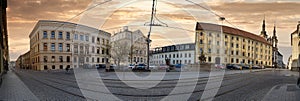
[66,67,69,73]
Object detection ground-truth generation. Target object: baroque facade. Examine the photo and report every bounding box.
[26,20,110,70]
[195,22,273,67]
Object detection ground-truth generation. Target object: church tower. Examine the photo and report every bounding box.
[272,24,278,48]
[260,17,268,39]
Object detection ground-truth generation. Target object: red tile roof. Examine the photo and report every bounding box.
[196,22,271,45]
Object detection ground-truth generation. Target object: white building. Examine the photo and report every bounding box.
[151,43,195,65]
[29,20,111,70]
[110,26,147,65]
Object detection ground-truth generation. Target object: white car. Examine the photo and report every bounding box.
[128,64,135,69]
[149,65,158,70]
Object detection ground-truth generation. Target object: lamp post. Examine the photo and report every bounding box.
[146,0,156,70]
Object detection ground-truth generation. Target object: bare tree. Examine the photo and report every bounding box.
[110,40,131,68]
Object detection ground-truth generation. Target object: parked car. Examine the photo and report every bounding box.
[106,64,116,72]
[252,65,260,69]
[175,64,185,68]
[158,64,168,70]
[226,64,242,70]
[96,64,106,69]
[132,64,147,72]
[240,64,250,69]
[128,64,135,69]
[149,64,158,70]
[215,64,225,69]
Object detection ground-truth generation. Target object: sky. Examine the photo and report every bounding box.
[7,0,300,64]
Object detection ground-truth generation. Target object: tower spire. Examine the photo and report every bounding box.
[260,16,267,39]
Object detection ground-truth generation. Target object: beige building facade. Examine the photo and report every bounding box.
[195,22,273,67]
[111,26,147,65]
[28,20,110,70]
[289,21,300,70]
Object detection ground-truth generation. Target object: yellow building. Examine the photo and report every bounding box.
[195,22,273,67]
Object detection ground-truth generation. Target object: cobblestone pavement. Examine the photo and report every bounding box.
[2,68,298,101]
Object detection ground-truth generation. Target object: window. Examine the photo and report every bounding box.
[208,57,211,62]
[60,65,63,69]
[97,58,100,63]
[86,57,89,62]
[44,65,48,70]
[97,37,100,44]
[236,51,239,55]
[67,56,70,62]
[51,43,55,51]
[86,35,89,42]
[225,35,227,39]
[66,32,70,40]
[80,45,84,54]
[217,49,220,54]
[58,43,63,52]
[225,50,227,54]
[236,44,239,48]
[217,41,220,46]
[44,56,48,62]
[231,51,234,55]
[217,34,220,37]
[200,32,203,36]
[74,34,78,40]
[209,33,212,36]
[208,40,212,45]
[74,57,77,63]
[92,47,95,53]
[92,37,95,43]
[58,31,63,39]
[92,57,94,62]
[43,31,47,38]
[97,47,100,54]
[66,44,70,52]
[102,58,105,63]
[74,44,78,53]
[59,56,63,62]
[43,43,47,51]
[236,37,239,41]
[102,48,105,54]
[51,31,55,38]
[189,53,191,57]
[231,43,234,48]
[231,58,234,63]
[85,46,89,54]
[51,56,55,62]
[208,48,211,53]
[80,35,84,41]
[52,65,55,69]
[225,42,228,46]
[200,40,203,44]
[236,59,239,63]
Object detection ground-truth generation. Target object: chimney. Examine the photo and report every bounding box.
[123,26,128,31]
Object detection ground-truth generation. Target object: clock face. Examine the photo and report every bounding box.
[72,0,225,100]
